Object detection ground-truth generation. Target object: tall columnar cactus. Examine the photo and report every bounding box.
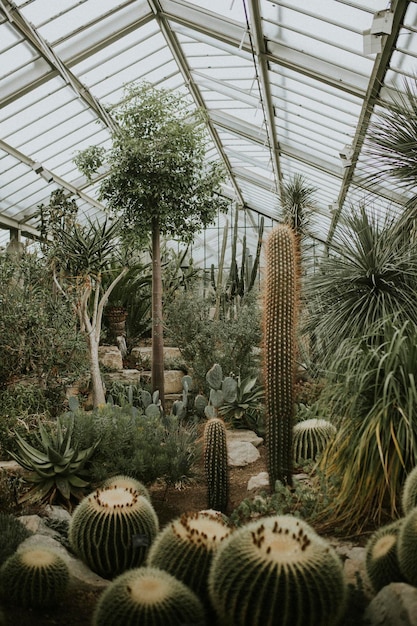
[365,519,405,592]
[397,507,417,585]
[401,465,417,515]
[69,485,159,579]
[293,418,337,463]
[92,566,206,626]
[263,224,298,487]
[208,514,347,626]
[0,547,69,608]
[203,417,229,512]
[147,510,231,610]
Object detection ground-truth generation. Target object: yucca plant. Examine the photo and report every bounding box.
[317,319,417,532]
[8,418,98,508]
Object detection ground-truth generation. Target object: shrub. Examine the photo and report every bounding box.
[165,289,261,392]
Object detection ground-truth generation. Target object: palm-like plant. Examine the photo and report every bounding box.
[317,319,417,532]
[305,204,417,365]
[49,217,128,406]
[280,173,317,237]
[364,76,417,205]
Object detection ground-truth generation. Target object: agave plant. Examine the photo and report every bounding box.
[9,418,98,508]
[218,374,264,432]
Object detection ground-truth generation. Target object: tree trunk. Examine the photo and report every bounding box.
[87,330,106,407]
[151,216,165,405]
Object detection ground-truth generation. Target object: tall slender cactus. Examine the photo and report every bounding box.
[203,417,229,512]
[263,224,299,488]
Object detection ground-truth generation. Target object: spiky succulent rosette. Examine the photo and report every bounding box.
[69,485,159,579]
[365,519,405,592]
[101,475,150,501]
[92,566,206,626]
[0,547,69,608]
[147,509,231,606]
[208,514,347,626]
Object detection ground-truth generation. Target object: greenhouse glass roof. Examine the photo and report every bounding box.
[0,0,416,263]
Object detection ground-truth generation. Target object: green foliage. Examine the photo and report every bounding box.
[75,82,228,243]
[264,224,298,488]
[208,515,347,626]
[165,288,262,392]
[305,205,417,365]
[0,547,70,608]
[62,403,199,487]
[92,566,206,626]
[0,253,88,389]
[365,519,405,593]
[147,510,231,611]
[9,418,97,508]
[203,418,229,513]
[0,513,32,566]
[317,319,417,531]
[401,465,417,515]
[218,373,264,433]
[292,418,337,463]
[69,485,159,578]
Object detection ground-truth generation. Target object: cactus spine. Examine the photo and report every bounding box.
[101,475,150,501]
[365,519,405,592]
[263,224,298,487]
[147,510,231,609]
[208,514,347,626]
[401,465,417,515]
[92,566,206,626]
[398,507,417,585]
[203,417,229,512]
[293,418,337,463]
[0,547,69,608]
[69,485,159,578]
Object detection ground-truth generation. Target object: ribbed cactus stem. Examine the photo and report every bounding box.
[208,514,347,626]
[203,418,229,513]
[263,224,298,488]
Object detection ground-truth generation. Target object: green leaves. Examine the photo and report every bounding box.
[10,418,97,508]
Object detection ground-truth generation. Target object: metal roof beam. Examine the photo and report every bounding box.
[148,0,246,208]
[326,0,410,244]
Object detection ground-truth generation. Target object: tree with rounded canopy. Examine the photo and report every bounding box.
[75,83,228,403]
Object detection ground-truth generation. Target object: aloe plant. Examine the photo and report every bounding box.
[218,374,264,430]
[8,419,98,508]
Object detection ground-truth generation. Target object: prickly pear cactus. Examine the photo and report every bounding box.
[398,507,417,585]
[147,510,231,609]
[203,417,229,512]
[365,519,405,592]
[101,475,150,501]
[92,566,206,626]
[401,465,417,515]
[0,547,69,608]
[293,418,337,463]
[69,485,159,578]
[263,224,298,488]
[208,514,347,626]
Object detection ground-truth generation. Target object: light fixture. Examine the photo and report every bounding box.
[39,169,54,183]
[363,29,382,56]
[329,202,339,215]
[339,145,353,168]
[370,10,393,36]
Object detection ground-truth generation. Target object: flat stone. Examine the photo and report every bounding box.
[226,429,263,447]
[227,440,260,467]
[247,471,269,491]
[364,582,417,626]
[141,370,184,394]
[105,369,142,385]
[98,345,123,371]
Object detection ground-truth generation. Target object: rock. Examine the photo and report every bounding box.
[247,471,269,491]
[226,429,264,447]
[131,346,183,369]
[227,440,260,467]
[141,370,184,394]
[44,505,72,524]
[105,369,142,385]
[98,346,123,371]
[18,534,109,592]
[364,582,417,625]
